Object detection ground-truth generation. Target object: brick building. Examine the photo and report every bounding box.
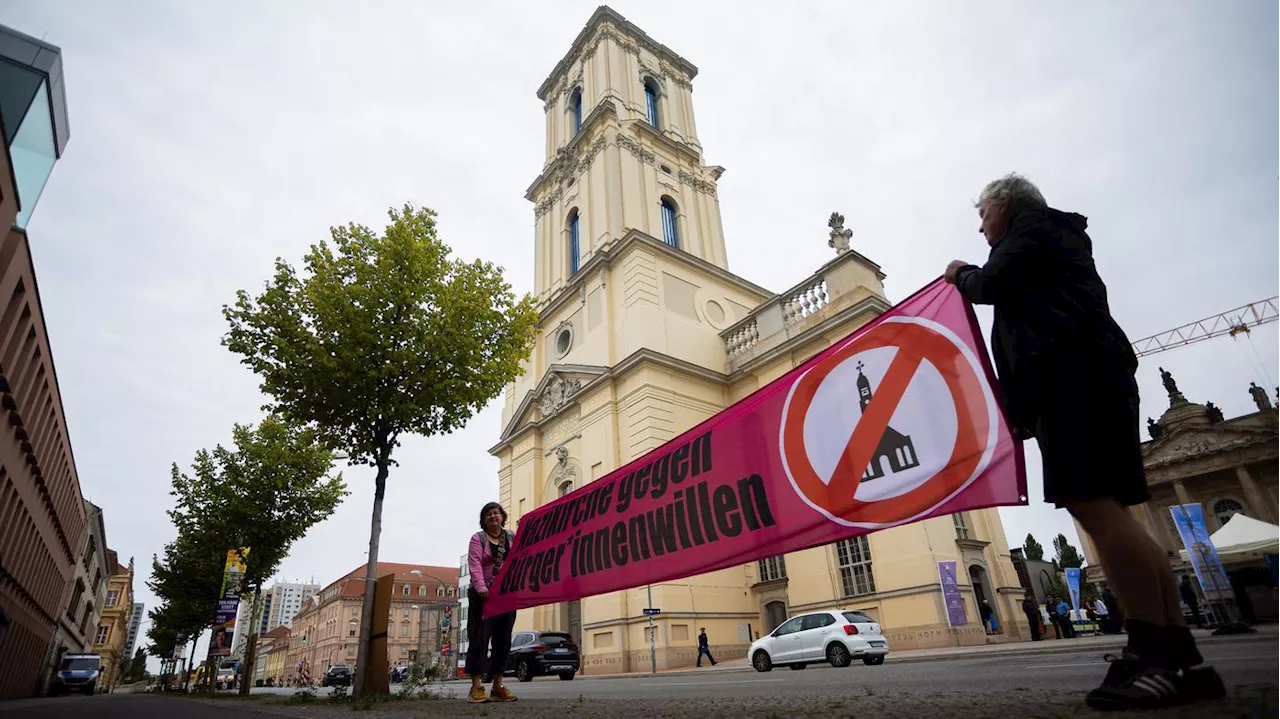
[285,563,458,680]
[0,23,83,700]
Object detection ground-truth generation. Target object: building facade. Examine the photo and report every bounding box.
[0,23,84,700]
[254,625,290,684]
[285,563,459,677]
[265,628,290,686]
[42,499,108,692]
[489,7,1031,674]
[91,556,133,693]
[266,581,318,630]
[457,553,470,675]
[1078,373,1279,621]
[123,602,144,660]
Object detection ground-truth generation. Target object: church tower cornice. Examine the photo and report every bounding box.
[537,6,698,105]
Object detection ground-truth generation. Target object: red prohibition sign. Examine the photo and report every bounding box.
[781,318,993,525]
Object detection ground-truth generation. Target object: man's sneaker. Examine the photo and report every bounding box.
[1086,651,1225,711]
[490,686,518,702]
[466,686,488,703]
[1183,665,1227,701]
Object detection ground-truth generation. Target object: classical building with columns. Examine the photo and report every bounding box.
[1078,371,1279,622]
[488,6,1032,673]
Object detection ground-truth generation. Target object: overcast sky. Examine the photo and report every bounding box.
[7,1,1276,665]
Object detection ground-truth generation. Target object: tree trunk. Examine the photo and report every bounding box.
[238,588,265,695]
[352,459,390,696]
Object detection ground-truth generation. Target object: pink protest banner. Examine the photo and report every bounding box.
[484,278,1026,618]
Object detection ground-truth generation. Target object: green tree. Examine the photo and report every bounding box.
[1023,533,1045,561]
[167,416,347,694]
[125,648,148,683]
[147,529,226,654]
[222,204,538,695]
[1053,533,1085,569]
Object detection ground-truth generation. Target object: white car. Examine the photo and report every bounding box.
[749,610,889,671]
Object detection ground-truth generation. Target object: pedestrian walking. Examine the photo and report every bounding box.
[696,628,717,667]
[1094,596,1110,634]
[465,502,518,704]
[1180,575,1204,628]
[979,600,995,635]
[946,173,1223,710]
[1022,596,1042,641]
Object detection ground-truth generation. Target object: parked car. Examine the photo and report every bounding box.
[389,664,410,684]
[321,665,352,687]
[50,653,101,695]
[502,630,580,682]
[749,610,889,671]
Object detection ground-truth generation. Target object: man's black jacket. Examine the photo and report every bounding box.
[955,206,1137,432]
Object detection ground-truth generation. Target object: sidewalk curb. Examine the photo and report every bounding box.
[576,631,1275,681]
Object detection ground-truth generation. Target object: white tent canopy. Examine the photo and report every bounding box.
[1179,513,1280,562]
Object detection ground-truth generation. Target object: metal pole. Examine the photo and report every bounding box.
[646,584,656,675]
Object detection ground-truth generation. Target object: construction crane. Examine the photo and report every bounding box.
[1130,297,1279,358]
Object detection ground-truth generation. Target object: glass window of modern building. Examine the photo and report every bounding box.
[0,24,71,229]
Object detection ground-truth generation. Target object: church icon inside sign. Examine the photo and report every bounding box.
[855,361,921,481]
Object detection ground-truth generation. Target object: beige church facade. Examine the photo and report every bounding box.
[489,6,1031,673]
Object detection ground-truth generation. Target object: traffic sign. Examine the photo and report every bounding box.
[642,608,661,616]
[780,317,995,527]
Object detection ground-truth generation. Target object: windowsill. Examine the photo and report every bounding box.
[955,538,991,551]
[751,577,789,590]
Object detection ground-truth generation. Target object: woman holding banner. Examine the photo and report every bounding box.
[465,502,518,704]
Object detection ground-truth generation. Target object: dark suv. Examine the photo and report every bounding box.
[504,631,580,682]
[321,665,352,687]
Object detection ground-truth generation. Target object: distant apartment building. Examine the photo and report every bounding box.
[232,580,319,659]
[266,581,317,630]
[0,23,84,700]
[123,602,144,659]
[286,563,458,673]
[457,553,470,675]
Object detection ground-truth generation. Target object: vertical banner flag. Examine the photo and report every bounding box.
[211,548,249,657]
[1170,504,1233,602]
[1064,567,1082,612]
[938,560,967,627]
[485,279,1027,617]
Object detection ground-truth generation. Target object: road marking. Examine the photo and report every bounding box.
[639,678,785,687]
[1025,654,1277,669]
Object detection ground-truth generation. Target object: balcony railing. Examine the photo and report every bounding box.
[721,249,888,371]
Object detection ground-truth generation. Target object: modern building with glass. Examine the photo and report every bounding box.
[0,23,83,699]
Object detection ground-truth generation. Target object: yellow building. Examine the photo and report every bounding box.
[261,626,291,685]
[91,553,133,692]
[489,7,1031,674]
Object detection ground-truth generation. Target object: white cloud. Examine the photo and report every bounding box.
[7,0,1275,665]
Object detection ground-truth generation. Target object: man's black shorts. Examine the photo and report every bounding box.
[1033,378,1150,508]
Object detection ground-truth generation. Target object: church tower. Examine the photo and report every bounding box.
[492,7,1033,673]
[527,6,730,301]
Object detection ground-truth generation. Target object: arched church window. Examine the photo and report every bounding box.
[643,77,660,128]
[568,208,581,275]
[660,197,679,248]
[1212,498,1245,527]
[570,87,583,134]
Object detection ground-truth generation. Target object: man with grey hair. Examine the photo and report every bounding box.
[944,173,1223,711]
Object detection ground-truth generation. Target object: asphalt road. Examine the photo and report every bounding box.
[4,638,1274,718]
